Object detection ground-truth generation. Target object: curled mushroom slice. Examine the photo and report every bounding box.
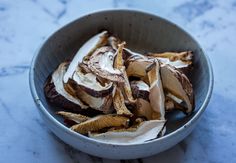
[65,82,113,113]
[131,80,153,120]
[71,114,129,134]
[87,46,124,82]
[114,43,136,103]
[147,61,165,120]
[69,65,113,97]
[124,48,153,78]
[147,51,193,75]
[44,62,88,111]
[63,31,108,83]
[160,64,194,114]
[89,120,166,144]
[57,111,90,124]
[107,36,121,50]
[113,85,133,116]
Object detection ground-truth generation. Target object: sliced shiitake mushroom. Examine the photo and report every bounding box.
[147,51,193,75]
[57,111,90,124]
[146,61,165,120]
[89,120,166,144]
[63,31,108,83]
[160,64,194,114]
[130,80,153,120]
[70,114,129,134]
[125,48,153,78]
[68,64,113,97]
[114,43,136,103]
[87,46,124,82]
[44,62,88,111]
[65,81,113,114]
[63,63,114,113]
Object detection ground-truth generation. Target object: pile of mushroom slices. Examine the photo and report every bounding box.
[44,31,194,144]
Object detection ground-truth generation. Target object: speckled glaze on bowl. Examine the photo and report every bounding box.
[29,9,213,159]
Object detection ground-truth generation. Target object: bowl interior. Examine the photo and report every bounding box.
[32,10,211,137]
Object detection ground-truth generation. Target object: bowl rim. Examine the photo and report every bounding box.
[29,9,214,147]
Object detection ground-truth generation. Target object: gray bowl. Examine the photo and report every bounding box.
[29,9,213,159]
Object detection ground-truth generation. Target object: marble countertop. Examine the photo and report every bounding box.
[0,0,236,162]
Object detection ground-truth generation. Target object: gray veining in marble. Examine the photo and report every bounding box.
[0,0,236,162]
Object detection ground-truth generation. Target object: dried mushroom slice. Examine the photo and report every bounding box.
[113,85,133,116]
[65,82,113,114]
[114,43,136,103]
[148,51,192,62]
[44,62,88,111]
[64,63,114,113]
[57,111,90,124]
[147,51,193,75]
[125,48,153,78]
[130,80,153,120]
[107,36,121,50]
[87,46,124,82]
[147,61,165,120]
[69,65,113,97]
[70,114,129,134]
[160,64,194,114]
[64,31,108,83]
[89,120,166,144]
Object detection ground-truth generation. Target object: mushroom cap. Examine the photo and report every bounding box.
[160,64,194,113]
[64,31,108,83]
[44,62,88,111]
[70,64,113,97]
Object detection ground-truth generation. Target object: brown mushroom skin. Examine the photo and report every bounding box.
[66,78,113,98]
[44,76,102,116]
[130,81,149,101]
[44,76,82,111]
[64,80,114,114]
[160,64,194,114]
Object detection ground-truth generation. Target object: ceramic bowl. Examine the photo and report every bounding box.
[29,9,213,159]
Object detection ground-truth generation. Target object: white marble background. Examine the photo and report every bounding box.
[0,0,236,162]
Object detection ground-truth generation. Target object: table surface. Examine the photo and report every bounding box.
[0,0,236,162]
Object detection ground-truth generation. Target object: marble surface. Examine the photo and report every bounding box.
[0,0,236,162]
